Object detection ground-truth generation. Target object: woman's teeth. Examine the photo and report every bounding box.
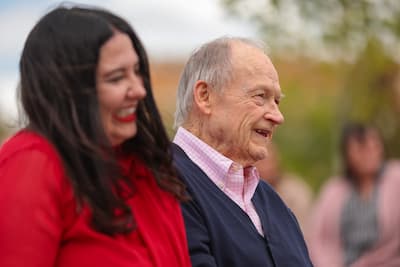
[117,107,136,117]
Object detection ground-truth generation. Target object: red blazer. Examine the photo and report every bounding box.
[0,131,191,267]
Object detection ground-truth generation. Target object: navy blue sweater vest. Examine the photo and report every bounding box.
[172,144,313,267]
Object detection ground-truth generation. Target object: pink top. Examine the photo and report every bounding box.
[308,160,400,267]
[173,127,263,235]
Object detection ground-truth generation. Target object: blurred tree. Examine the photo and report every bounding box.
[222,0,400,59]
[339,38,400,158]
[0,105,14,143]
[0,117,8,144]
[221,0,400,191]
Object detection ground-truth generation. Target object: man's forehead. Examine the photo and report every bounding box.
[231,41,269,59]
[231,46,276,76]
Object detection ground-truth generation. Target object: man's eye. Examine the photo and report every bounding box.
[255,94,265,99]
[253,94,265,105]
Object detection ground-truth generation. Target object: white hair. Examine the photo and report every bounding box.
[173,36,266,129]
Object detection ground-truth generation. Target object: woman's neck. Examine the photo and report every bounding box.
[355,174,376,200]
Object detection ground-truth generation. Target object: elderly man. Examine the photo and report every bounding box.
[172,37,313,267]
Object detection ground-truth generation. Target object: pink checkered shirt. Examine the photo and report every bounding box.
[173,127,264,236]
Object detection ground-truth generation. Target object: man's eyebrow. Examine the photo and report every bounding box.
[244,85,271,92]
[245,86,284,98]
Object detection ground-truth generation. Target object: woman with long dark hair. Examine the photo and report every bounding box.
[0,5,191,267]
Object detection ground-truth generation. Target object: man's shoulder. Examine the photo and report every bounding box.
[171,143,197,175]
[254,180,289,208]
[171,143,188,161]
[171,143,210,190]
[256,179,279,196]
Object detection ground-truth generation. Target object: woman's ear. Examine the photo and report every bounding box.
[193,80,212,115]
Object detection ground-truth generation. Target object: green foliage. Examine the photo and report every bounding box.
[221,0,400,57]
[338,38,400,157]
[273,70,338,192]
[221,0,400,193]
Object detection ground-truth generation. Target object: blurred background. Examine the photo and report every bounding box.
[1,0,399,193]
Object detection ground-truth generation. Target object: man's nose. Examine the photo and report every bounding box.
[265,104,284,125]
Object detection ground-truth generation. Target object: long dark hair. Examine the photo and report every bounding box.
[18,5,186,235]
[339,122,384,182]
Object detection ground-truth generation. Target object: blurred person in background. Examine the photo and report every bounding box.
[172,36,313,267]
[308,122,400,267]
[0,5,191,267]
[255,142,313,236]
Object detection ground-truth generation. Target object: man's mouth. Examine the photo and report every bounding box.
[255,129,271,139]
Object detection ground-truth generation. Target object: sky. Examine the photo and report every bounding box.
[0,0,257,122]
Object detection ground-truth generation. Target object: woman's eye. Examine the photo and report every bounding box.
[134,67,140,75]
[133,63,141,75]
[108,76,124,83]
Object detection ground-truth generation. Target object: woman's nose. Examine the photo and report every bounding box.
[127,75,146,99]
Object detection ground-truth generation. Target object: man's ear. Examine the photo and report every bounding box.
[193,80,212,115]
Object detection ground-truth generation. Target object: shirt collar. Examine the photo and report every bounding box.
[173,127,260,200]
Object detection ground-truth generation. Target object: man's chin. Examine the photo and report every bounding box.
[250,147,268,162]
